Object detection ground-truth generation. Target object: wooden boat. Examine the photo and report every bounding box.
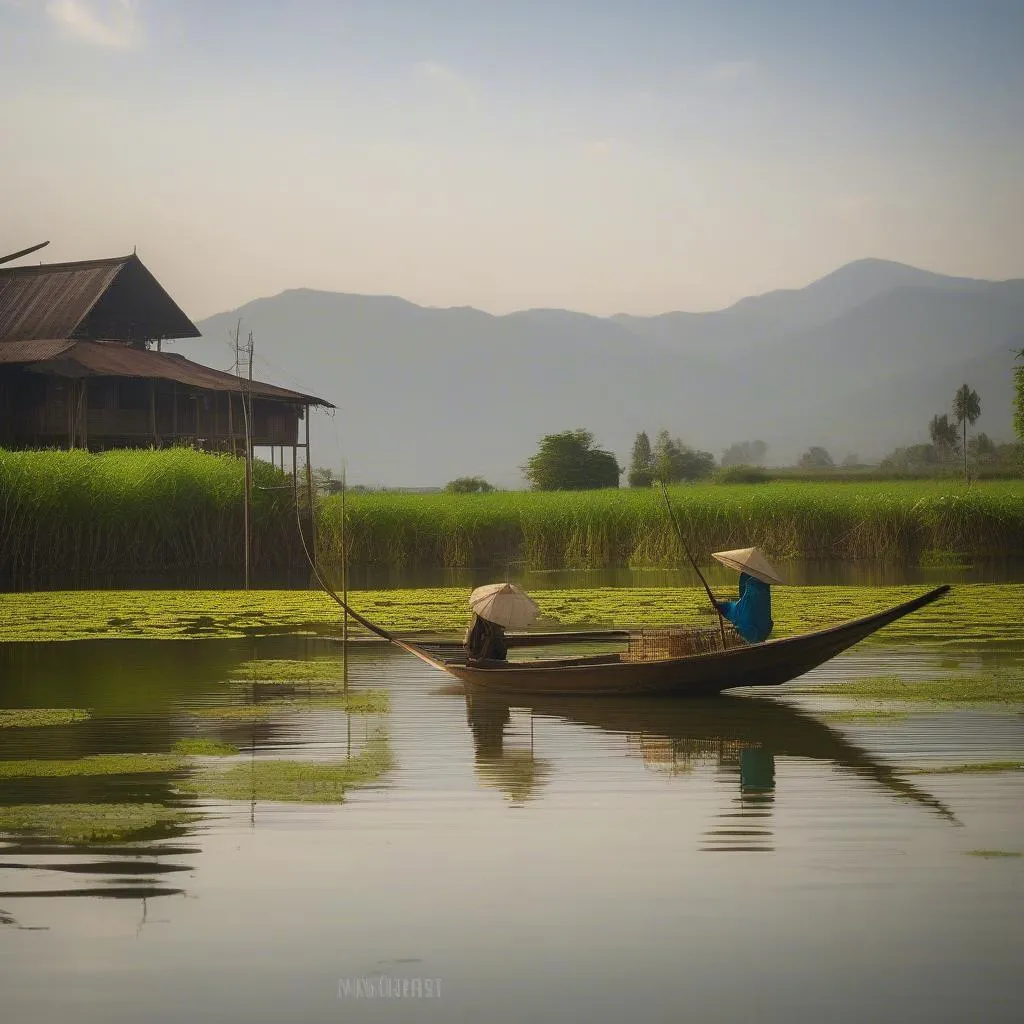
[318,566,950,697]
[408,584,951,697]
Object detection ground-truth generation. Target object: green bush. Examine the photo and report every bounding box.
[715,465,770,484]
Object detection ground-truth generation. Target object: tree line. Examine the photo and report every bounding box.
[519,428,751,490]
[882,382,1018,478]
[431,368,1024,493]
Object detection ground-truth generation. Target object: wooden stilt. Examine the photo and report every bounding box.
[304,406,316,565]
[79,381,88,450]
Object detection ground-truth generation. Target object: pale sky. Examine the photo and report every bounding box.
[2,0,1023,319]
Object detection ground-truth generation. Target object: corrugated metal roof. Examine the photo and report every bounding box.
[6,339,332,406]
[0,255,200,342]
[0,259,124,342]
[0,339,74,364]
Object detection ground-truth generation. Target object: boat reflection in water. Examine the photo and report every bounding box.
[465,690,552,803]
[463,690,956,847]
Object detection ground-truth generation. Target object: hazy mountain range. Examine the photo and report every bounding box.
[182,259,1024,488]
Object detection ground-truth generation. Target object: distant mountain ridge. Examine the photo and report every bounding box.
[181,260,1024,487]
[611,258,996,355]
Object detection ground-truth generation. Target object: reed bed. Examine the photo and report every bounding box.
[319,482,1024,572]
[0,448,306,588]
[2,451,1022,585]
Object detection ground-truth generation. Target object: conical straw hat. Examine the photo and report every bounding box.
[711,547,783,585]
[468,582,540,629]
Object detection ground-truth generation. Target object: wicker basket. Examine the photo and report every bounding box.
[623,625,745,662]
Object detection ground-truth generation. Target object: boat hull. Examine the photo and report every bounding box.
[441,586,950,697]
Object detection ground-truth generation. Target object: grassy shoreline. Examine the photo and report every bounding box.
[0,583,1018,644]
[3,451,1022,584]
[320,480,1024,571]
[0,448,306,589]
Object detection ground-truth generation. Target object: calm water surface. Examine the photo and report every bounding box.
[1,637,1022,1023]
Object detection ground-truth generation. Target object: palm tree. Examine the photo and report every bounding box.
[952,384,981,482]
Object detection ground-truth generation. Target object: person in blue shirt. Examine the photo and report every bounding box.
[711,547,783,644]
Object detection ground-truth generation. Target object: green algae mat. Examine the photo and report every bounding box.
[790,672,1024,703]
[0,708,91,728]
[1,584,1019,646]
[0,803,197,844]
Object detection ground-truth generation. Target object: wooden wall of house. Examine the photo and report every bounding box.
[0,371,302,450]
[0,369,50,446]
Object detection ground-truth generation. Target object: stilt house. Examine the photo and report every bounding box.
[0,253,331,458]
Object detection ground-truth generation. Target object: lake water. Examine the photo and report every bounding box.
[1,637,1022,1023]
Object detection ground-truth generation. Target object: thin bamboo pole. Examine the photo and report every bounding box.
[304,406,316,564]
[78,381,87,450]
[341,463,348,690]
[658,480,728,649]
[234,322,254,591]
[244,345,253,589]
[291,444,299,583]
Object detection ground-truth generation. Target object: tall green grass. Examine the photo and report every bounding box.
[317,482,1024,571]
[3,451,1022,585]
[0,448,306,588]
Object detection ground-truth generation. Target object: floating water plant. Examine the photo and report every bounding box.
[188,689,389,720]
[0,803,198,844]
[339,690,390,714]
[227,657,351,696]
[228,658,344,682]
[905,761,1023,775]
[817,710,911,723]
[0,753,186,779]
[0,708,90,728]
[788,672,1024,703]
[1,583,1020,647]
[178,738,394,803]
[171,738,240,757]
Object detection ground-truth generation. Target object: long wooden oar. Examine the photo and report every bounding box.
[294,496,448,671]
[657,480,728,650]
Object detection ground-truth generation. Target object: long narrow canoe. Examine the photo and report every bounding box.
[427,585,951,697]
[314,566,950,698]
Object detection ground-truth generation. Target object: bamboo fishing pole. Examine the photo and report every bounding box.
[340,464,348,693]
[292,496,447,671]
[657,480,728,650]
